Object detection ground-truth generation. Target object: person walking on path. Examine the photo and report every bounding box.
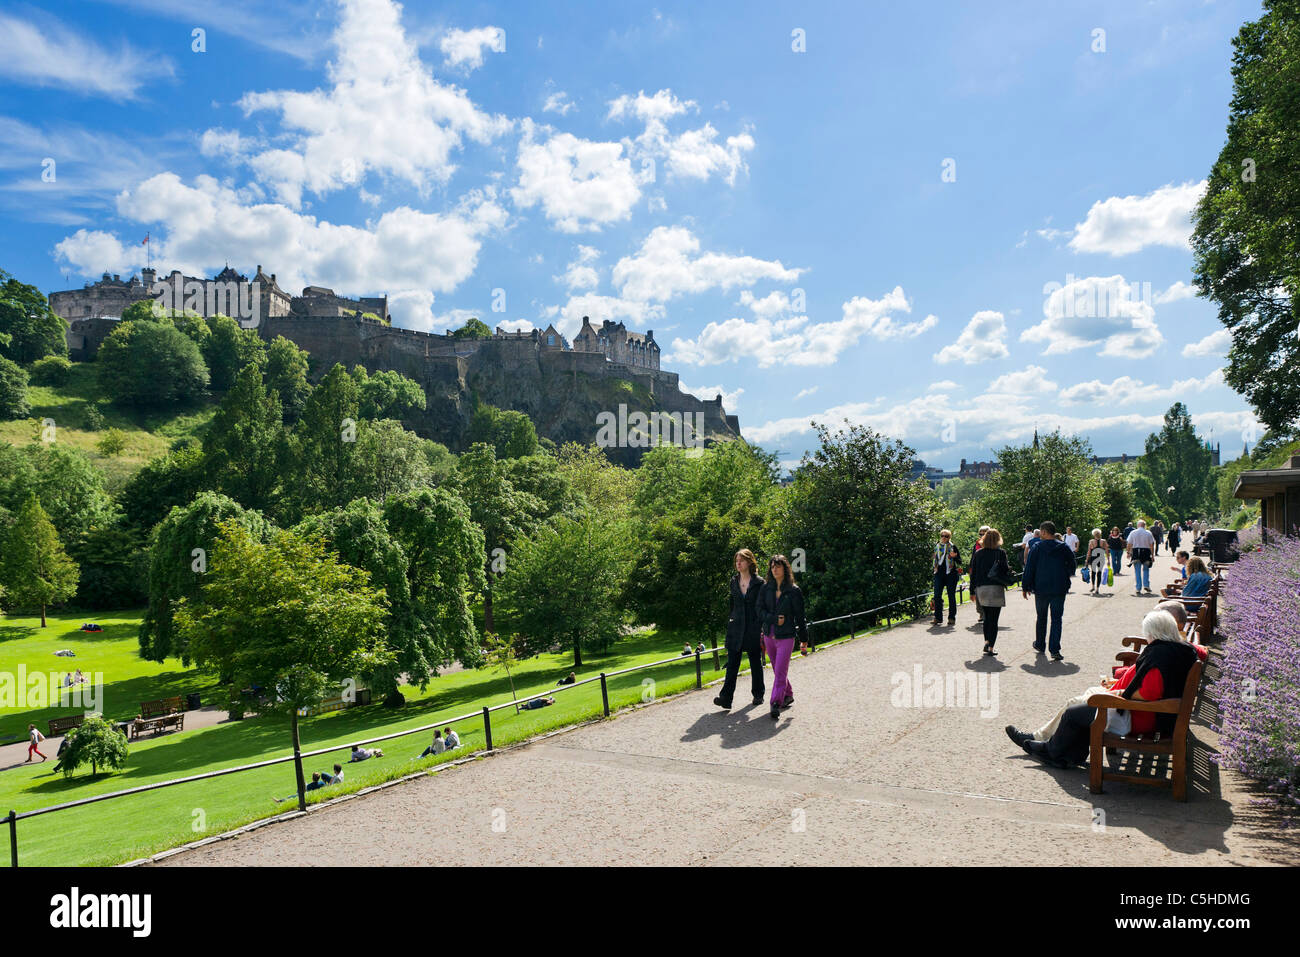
[1021,521,1076,660]
[1127,520,1157,595]
[26,724,46,762]
[1086,529,1108,594]
[1063,527,1080,555]
[714,549,767,710]
[972,525,989,623]
[931,529,963,626]
[1166,521,1182,552]
[1152,521,1165,557]
[1106,527,1125,579]
[970,528,1013,656]
[760,554,807,721]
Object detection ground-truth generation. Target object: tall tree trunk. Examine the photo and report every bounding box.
[573,638,582,668]
[483,576,495,635]
[291,712,307,813]
[41,603,47,628]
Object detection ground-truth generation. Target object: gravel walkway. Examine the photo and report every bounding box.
[156,561,1299,866]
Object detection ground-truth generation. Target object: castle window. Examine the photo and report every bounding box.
[547,334,555,346]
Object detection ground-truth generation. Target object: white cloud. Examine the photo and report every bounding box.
[1068,181,1206,256]
[1022,275,1164,358]
[54,172,506,329]
[1154,280,1196,305]
[0,11,174,100]
[795,386,818,400]
[609,88,754,186]
[934,310,1010,365]
[543,91,575,115]
[668,286,931,368]
[1058,369,1224,406]
[612,226,802,303]
[1181,329,1232,358]
[51,229,141,275]
[555,245,601,290]
[987,366,1057,395]
[439,26,505,71]
[545,293,663,339]
[927,380,959,393]
[229,0,509,206]
[495,318,535,333]
[681,382,743,409]
[510,121,641,232]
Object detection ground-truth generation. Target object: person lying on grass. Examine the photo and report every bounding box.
[349,744,384,762]
[519,696,555,711]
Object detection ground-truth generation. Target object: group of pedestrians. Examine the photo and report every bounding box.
[714,550,808,722]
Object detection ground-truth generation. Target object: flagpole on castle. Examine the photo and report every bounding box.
[141,233,151,270]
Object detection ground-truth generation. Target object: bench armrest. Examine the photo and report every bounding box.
[1086,692,1181,714]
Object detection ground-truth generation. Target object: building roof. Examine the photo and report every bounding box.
[1233,466,1300,500]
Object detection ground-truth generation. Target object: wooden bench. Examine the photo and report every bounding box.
[47,714,85,737]
[130,696,185,739]
[1087,661,1204,801]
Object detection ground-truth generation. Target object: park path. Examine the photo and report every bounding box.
[156,559,1297,867]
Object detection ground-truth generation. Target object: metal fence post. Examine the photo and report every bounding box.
[600,673,610,717]
[482,706,493,751]
[7,810,16,868]
[694,650,702,689]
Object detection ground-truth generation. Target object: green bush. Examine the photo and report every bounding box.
[82,404,106,431]
[29,355,73,386]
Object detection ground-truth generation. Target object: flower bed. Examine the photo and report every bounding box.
[1210,531,1300,804]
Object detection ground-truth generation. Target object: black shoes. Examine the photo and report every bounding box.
[1005,725,1033,750]
[1051,652,1064,661]
[752,694,765,706]
[713,696,731,710]
[769,706,781,721]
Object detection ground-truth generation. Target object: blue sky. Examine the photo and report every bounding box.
[0,0,1262,470]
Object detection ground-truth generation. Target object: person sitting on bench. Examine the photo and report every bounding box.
[1179,557,1214,611]
[1005,610,1204,768]
[520,696,555,710]
[349,744,383,762]
[1154,600,1189,635]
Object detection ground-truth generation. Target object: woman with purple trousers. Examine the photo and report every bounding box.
[759,555,808,721]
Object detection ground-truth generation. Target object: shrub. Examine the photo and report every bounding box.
[96,428,128,457]
[29,355,73,385]
[54,715,129,778]
[1210,532,1300,805]
[82,403,106,431]
[0,354,29,419]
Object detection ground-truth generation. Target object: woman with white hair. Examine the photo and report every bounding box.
[1086,529,1108,594]
[1005,610,1205,768]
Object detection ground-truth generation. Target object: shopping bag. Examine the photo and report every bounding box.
[1106,566,1113,586]
[1081,566,1091,584]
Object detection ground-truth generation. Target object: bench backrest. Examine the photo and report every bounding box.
[1171,660,1204,741]
[47,715,85,735]
[140,696,183,717]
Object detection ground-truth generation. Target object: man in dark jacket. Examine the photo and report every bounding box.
[1021,521,1076,660]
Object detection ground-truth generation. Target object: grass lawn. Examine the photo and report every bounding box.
[0,597,934,867]
[0,615,741,867]
[0,361,216,491]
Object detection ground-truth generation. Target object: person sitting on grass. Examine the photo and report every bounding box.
[520,696,555,711]
[557,672,576,685]
[349,744,383,762]
[321,764,344,784]
[682,644,692,656]
[419,730,446,758]
[444,727,460,749]
[274,772,327,803]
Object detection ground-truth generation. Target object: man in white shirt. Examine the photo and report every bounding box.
[1063,527,1079,554]
[1126,520,1157,594]
[443,727,460,749]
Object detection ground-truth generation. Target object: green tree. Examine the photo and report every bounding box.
[265,335,311,423]
[453,443,542,634]
[451,317,492,340]
[1135,403,1215,523]
[202,314,266,392]
[202,365,287,515]
[1191,0,1300,433]
[0,271,68,364]
[54,716,128,779]
[96,428,128,457]
[980,431,1104,563]
[119,446,209,532]
[934,476,984,510]
[68,523,149,610]
[289,363,360,515]
[0,495,80,626]
[626,440,778,641]
[96,320,210,406]
[176,521,391,810]
[1098,463,1138,531]
[29,355,73,386]
[499,510,631,666]
[351,366,426,421]
[0,355,29,420]
[467,403,541,458]
[345,418,438,504]
[139,492,273,662]
[778,423,942,622]
[0,443,116,540]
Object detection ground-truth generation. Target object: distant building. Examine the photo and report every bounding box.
[959,459,999,480]
[573,316,660,370]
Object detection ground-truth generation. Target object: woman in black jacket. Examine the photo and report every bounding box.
[759,554,808,721]
[969,528,1012,656]
[713,549,766,710]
